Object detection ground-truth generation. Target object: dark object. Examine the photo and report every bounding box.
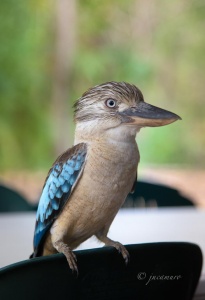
[0,185,37,212]
[123,181,194,208]
[0,242,202,300]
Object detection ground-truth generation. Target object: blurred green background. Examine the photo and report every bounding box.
[0,0,205,170]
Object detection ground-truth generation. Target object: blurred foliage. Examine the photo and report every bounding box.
[0,0,54,169]
[0,0,205,170]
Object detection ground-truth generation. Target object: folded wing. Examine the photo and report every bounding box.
[33,143,87,256]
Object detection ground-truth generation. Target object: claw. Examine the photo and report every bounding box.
[65,249,79,275]
[101,237,130,265]
[113,242,130,265]
[54,241,79,275]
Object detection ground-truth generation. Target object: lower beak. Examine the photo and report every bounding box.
[119,101,181,127]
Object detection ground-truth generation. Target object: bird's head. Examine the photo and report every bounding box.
[74,82,181,142]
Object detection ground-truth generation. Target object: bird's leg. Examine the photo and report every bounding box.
[96,232,130,264]
[53,240,78,274]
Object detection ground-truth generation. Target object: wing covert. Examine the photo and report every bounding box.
[33,143,87,255]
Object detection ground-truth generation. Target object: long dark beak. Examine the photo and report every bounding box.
[119,101,181,127]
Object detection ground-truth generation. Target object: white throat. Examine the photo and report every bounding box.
[74,121,140,145]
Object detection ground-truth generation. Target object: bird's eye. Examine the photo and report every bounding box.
[105,99,117,108]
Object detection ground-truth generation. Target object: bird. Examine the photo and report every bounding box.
[31,81,181,273]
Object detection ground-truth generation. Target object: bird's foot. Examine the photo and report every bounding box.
[110,241,130,265]
[54,241,78,274]
[96,233,130,264]
[103,239,130,264]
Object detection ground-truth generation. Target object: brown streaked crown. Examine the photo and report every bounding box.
[73,81,144,122]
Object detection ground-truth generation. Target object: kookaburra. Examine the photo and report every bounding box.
[31,81,181,273]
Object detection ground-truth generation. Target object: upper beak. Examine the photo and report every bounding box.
[119,101,181,127]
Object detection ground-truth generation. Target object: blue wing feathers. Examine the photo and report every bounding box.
[33,143,87,255]
[55,189,63,199]
[61,182,70,193]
